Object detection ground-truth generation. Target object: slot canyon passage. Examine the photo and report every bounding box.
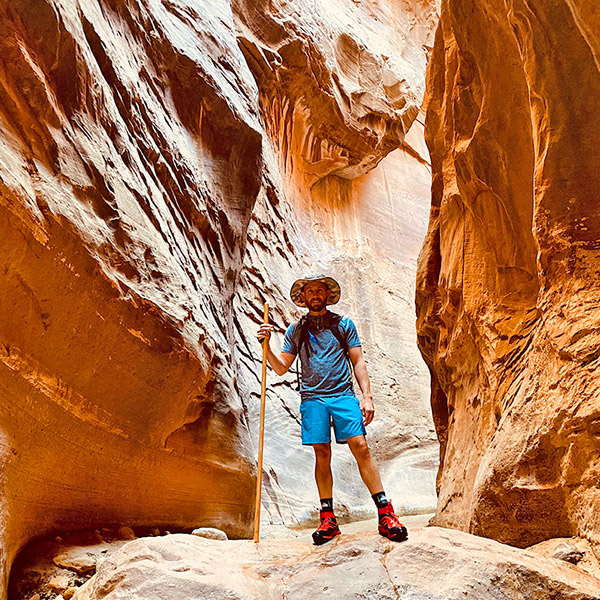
[1,1,600,600]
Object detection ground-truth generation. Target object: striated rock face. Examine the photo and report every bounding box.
[72,528,600,600]
[0,0,265,593]
[234,0,436,186]
[417,0,600,547]
[0,0,437,596]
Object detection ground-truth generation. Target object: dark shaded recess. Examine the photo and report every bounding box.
[166,402,214,454]
[161,50,262,248]
[164,400,242,461]
[415,211,443,349]
[416,256,448,472]
[194,211,223,265]
[236,37,278,86]
[417,363,449,496]
[142,247,164,282]
[165,53,261,201]
[9,0,83,117]
[76,162,118,222]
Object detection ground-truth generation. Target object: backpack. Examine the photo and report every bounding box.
[294,312,352,390]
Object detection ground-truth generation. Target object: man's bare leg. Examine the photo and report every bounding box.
[313,443,333,498]
[311,443,340,545]
[346,435,383,494]
[346,434,407,542]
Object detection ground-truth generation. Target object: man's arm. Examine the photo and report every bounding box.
[348,346,375,425]
[257,323,296,375]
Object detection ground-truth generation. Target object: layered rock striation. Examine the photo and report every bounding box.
[0,1,265,594]
[234,0,436,186]
[417,0,600,547]
[0,0,437,597]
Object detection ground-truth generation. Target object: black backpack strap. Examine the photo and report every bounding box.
[295,315,310,391]
[297,315,312,357]
[327,314,355,379]
[326,313,349,356]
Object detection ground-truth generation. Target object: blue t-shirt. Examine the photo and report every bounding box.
[282,314,361,400]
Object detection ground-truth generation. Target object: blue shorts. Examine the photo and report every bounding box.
[300,394,366,445]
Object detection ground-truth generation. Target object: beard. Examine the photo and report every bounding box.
[308,297,327,312]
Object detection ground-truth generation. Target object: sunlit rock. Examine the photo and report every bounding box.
[0,0,437,597]
[417,0,600,548]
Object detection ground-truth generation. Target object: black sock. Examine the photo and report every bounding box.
[320,497,334,512]
[372,491,388,509]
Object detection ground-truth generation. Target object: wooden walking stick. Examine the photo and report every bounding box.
[254,302,269,543]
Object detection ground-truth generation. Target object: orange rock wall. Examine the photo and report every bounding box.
[417,0,600,547]
[0,0,437,595]
[0,1,264,593]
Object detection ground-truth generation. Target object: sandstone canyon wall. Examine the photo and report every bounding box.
[417,0,600,548]
[0,0,437,596]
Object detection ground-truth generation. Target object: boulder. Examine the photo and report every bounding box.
[53,544,114,575]
[47,574,70,594]
[116,528,135,542]
[191,528,228,541]
[72,528,600,600]
[554,543,585,565]
[528,537,600,579]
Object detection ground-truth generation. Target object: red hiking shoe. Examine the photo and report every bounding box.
[312,510,341,545]
[378,502,408,542]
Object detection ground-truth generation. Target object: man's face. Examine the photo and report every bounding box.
[302,282,330,312]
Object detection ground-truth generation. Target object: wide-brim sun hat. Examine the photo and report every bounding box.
[290,274,341,307]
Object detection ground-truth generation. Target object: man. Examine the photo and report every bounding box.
[257,274,407,545]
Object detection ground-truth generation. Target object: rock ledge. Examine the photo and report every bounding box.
[73,527,600,600]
